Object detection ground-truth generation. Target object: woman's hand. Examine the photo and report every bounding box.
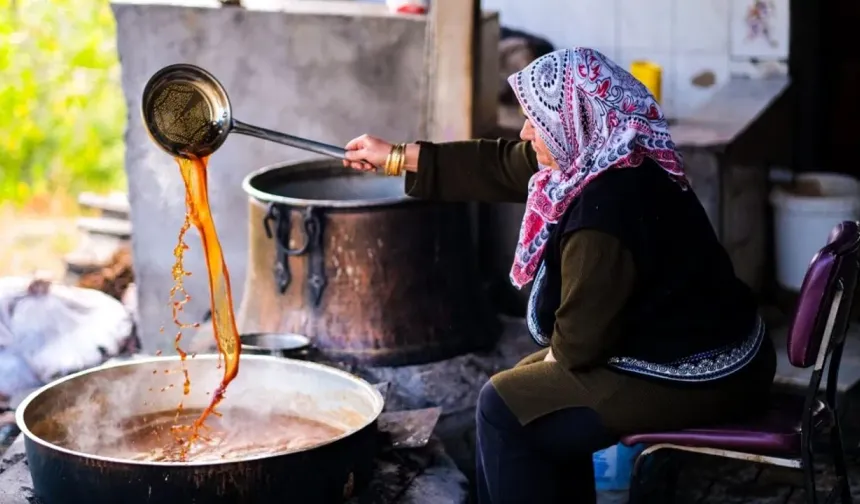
[343,135,421,173]
[343,134,392,172]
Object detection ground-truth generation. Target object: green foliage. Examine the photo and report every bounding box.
[0,0,126,205]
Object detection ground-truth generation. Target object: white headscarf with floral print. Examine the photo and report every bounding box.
[508,47,687,288]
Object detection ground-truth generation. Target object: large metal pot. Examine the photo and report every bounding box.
[15,355,384,504]
[237,160,499,367]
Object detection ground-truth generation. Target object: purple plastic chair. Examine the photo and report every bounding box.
[621,220,860,504]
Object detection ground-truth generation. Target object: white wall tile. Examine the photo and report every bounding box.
[673,53,731,119]
[547,0,619,51]
[618,0,673,52]
[482,0,754,120]
[617,50,676,118]
[673,0,730,53]
[729,0,789,60]
[482,0,618,52]
[480,0,539,35]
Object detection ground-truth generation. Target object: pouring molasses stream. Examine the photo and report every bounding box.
[140,62,383,446]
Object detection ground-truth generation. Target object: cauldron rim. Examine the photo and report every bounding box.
[242,158,417,209]
[15,354,384,467]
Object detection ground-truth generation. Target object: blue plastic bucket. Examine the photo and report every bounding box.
[593,442,646,491]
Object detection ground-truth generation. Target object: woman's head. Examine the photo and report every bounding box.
[506,48,686,289]
[507,48,682,178]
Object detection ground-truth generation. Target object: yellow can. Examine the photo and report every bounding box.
[629,60,662,104]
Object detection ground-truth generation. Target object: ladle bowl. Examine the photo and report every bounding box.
[141,63,349,161]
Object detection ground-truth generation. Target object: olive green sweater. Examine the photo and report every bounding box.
[404,139,776,433]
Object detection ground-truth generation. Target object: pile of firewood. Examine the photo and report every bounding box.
[76,245,134,303]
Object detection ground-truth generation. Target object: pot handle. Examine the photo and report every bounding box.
[263,204,313,255]
[262,204,327,304]
[263,204,296,293]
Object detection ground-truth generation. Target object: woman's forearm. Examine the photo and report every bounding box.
[404,139,538,203]
[403,143,420,173]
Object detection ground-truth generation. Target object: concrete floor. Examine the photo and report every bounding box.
[641,452,855,503]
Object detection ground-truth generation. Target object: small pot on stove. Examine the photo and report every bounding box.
[240,332,315,360]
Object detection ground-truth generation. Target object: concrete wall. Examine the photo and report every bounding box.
[114,0,433,352]
[482,0,790,118]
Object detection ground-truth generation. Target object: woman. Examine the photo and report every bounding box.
[343,48,776,504]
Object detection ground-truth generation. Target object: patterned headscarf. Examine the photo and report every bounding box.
[508,48,687,288]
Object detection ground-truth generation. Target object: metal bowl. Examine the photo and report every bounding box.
[240,333,312,359]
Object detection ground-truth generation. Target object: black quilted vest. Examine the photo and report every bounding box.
[527,159,762,381]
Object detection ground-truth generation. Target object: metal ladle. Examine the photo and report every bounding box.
[141,63,350,161]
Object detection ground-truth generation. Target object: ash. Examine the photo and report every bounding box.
[351,316,537,479]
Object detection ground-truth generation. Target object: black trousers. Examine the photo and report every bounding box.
[475,381,618,504]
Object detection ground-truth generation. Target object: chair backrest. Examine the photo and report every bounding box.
[786,220,860,370]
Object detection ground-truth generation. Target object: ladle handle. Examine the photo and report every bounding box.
[232,120,348,160]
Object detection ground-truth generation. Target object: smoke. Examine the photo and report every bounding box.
[41,362,172,456]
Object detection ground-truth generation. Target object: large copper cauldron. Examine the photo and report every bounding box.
[238,160,499,366]
[15,355,383,504]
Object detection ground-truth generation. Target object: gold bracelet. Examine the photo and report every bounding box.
[385,145,395,176]
[385,143,405,176]
[384,144,398,176]
[383,146,395,175]
[395,143,406,176]
[392,143,404,176]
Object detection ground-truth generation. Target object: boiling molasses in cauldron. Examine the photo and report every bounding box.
[34,406,344,463]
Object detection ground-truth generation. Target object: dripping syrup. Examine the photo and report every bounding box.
[165,155,242,460]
